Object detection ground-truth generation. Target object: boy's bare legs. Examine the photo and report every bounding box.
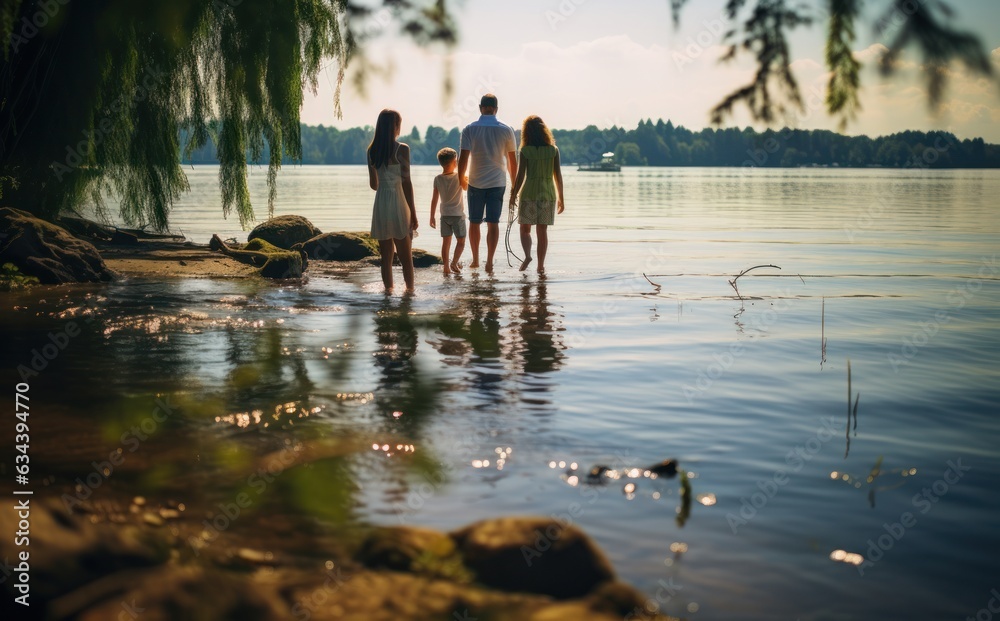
[441,235,453,275]
[536,225,549,273]
[392,236,415,291]
[377,239,395,291]
[519,223,533,271]
[485,222,499,273]
[468,223,481,268]
[451,236,465,272]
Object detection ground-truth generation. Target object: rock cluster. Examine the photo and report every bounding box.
[0,207,116,284]
[0,501,675,621]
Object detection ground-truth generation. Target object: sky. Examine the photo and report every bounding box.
[299,0,1000,142]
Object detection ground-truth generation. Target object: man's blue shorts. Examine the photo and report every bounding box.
[467,186,505,224]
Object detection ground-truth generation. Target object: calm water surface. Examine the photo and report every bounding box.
[3,166,999,620]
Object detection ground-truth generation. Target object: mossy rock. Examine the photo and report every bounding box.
[210,235,307,279]
[358,526,471,583]
[0,207,116,284]
[451,517,615,599]
[247,215,321,249]
[293,232,379,261]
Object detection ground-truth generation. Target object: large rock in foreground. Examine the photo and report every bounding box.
[248,215,321,249]
[0,207,116,284]
[452,517,616,599]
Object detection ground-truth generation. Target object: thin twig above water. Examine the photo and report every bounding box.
[728,264,781,301]
[642,273,662,294]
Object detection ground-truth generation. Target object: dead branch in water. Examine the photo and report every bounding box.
[728,264,781,300]
[642,273,662,293]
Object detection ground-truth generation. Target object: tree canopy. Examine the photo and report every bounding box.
[668,0,995,127]
[1,0,455,229]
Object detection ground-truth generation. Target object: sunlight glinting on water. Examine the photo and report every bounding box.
[16,166,998,620]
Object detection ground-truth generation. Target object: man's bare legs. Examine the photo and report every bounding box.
[485,222,500,273]
[536,224,549,273]
[519,223,533,271]
[468,223,481,268]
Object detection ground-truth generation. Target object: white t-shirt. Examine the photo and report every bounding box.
[434,173,465,217]
[460,115,516,189]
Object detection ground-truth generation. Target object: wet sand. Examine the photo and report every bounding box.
[97,240,259,278]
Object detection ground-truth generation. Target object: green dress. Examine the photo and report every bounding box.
[517,145,558,226]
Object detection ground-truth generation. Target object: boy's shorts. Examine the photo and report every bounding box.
[467,186,505,224]
[440,215,467,238]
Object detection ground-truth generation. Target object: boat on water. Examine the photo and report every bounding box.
[577,152,621,172]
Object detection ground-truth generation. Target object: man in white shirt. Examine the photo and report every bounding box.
[458,94,517,272]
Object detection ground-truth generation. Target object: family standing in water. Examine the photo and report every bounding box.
[367,94,565,291]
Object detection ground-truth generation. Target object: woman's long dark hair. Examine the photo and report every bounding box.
[368,109,402,169]
[521,115,555,148]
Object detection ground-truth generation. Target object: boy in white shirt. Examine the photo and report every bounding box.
[429,147,467,275]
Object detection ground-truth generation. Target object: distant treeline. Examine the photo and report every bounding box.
[181,120,1000,168]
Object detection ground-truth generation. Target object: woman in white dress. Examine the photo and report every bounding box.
[368,109,419,291]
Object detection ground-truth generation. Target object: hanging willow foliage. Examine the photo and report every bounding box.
[669,0,995,128]
[0,0,456,229]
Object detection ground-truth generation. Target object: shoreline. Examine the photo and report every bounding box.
[96,239,260,279]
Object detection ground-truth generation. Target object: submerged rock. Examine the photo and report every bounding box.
[247,215,321,249]
[411,249,442,268]
[293,232,378,261]
[451,517,615,599]
[648,459,679,478]
[0,207,116,284]
[296,231,441,267]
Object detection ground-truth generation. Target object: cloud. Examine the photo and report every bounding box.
[853,44,888,63]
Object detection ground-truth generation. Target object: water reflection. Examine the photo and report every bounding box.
[370,294,444,434]
[428,275,568,414]
[513,277,566,376]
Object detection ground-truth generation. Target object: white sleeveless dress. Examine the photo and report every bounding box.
[370,148,411,241]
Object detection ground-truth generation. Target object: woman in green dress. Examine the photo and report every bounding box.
[509,115,565,273]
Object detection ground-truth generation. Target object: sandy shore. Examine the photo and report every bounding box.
[97,240,259,278]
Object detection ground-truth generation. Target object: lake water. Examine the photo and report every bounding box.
[3,166,999,620]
